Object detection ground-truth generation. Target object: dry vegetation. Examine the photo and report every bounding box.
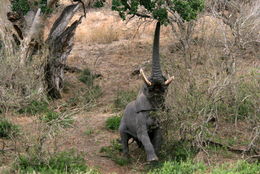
[0,0,260,174]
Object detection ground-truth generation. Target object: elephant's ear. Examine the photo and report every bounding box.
[135,92,153,112]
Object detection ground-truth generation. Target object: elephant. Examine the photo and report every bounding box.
[119,22,174,162]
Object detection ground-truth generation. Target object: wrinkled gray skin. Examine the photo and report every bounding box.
[119,22,171,162]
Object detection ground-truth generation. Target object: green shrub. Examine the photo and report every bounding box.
[40,110,59,122]
[100,140,130,166]
[105,115,121,131]
[11,0,30,15]
[93,0,105,8]
[40,111,74,128]
[211,160,260,174]
[38,0,53,14]
[148,160,260,174]
[161,140,198,162]
[0,119,20,139]
[113,90,136,111]
[18,100,49,115]
[84,129,94,135]
[78,68,103,106]
[15,150,98,174]
[148,160,206,174]
[79,68,96,86]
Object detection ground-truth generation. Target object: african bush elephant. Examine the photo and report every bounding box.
[119,22,174,162]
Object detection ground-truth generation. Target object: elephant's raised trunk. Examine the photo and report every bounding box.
[151,22,163,84]
[140,22,174,86]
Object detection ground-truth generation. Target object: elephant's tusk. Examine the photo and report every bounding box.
[164,76,174,85]
[140,68,152,86]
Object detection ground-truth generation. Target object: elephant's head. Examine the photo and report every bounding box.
[139,22,174,108]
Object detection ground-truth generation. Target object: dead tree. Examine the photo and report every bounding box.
[6,0,86,99]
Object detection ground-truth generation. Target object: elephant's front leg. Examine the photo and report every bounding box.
[119,124,130,157]
[150,128,162,155]
[137,126,158,162]
[120,132,130,156]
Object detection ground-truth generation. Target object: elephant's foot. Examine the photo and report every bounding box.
[147,154,158,162]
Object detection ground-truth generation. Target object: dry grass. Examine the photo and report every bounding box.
[0,21,46,112]
[82,22,120,44]
[75,10,170,45]
[75,11,121,44]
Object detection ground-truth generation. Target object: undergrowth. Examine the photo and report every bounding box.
[18,100,49,115]
[148,160,206,174]
[79,68,96,86]
[100,140,130,166]
[15,150,99,174]
[160,140,198,162]
[78,68,102,107]
[148,160,260,174]
[105,115,121,131]
[0,118,20,139]
[40,110,74,128]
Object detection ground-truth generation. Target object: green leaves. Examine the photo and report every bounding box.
[11,0,30,15]
[11,0,53,15]
[112,0,205,24]
[171,0,205,21]
[152,8,168,24]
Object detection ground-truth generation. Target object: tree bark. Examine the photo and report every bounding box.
[45,4,82,99]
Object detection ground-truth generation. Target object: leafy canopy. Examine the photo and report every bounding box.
[112,0,205,24]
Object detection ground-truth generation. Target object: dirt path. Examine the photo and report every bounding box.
[56,9,155,174]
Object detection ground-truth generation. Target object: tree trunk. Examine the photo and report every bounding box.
[45,4,82,99]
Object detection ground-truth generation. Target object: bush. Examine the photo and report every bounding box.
[15,150,99,174]
[78,68,102,105]
[11,0,30,15]
[0,118,20,139]
[211,160,260,174]
[79,68,96,86]
[40,110,74,128]
[40,110,59,122]
[93,0,105,8]
[160,141,198,162]
[105,115,121,131]
[148,160,260,174]
[113,90,136,111]
[18,100,49,115]
[148,160,206,174]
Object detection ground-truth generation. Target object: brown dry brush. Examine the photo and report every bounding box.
[159,0,260,160]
